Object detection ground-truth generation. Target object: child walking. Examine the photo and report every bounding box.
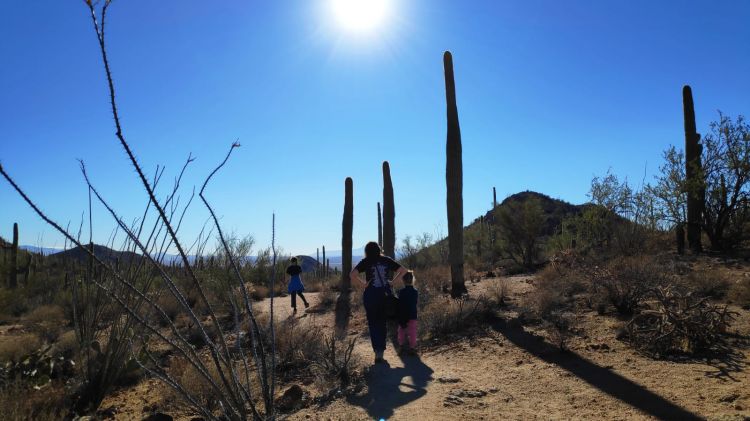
[286,257,309,314]
[397,271,419,355]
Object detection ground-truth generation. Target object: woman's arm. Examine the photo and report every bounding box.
[350,268,366,286]
[392,266,408,285]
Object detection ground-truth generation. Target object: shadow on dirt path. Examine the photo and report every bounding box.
[491,317,702,420]
[346,354,434,420]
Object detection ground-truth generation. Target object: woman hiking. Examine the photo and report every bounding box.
[350,242,409,363]
[286,257,309,314]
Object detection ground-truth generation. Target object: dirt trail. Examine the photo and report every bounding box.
[262,277,750,421]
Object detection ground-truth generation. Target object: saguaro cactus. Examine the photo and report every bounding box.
[444,51,466,298]
[493,187,497,209]
[336,177,354,328]
[377,202,383,248]
[683,85,704,253]
[4,223,29,288]
[382,162,396,259]
[322,245,327,277]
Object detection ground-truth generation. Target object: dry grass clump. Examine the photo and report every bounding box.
[165,357,230,413]
[488,278,510,306]
[0,333,41,362]
[24,304,67,342]
[729,278,750,309]
[683,269,732,299]
[419,296,494,341]
[315,287,337,311]
[52,329,78,358]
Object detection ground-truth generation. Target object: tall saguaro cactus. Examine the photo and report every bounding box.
[336,177,354,330]
[683,85,704,253]
[377,202,383,248]
[322,245,327,277]
[382,162,396,259]
[493,187,497,209]
[9,223,19,288]
[444,51,466,298]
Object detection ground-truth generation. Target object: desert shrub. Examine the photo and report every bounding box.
[420,297,494,341]
[311,334,359,388]
[488,278,510,306]
[268,317,324,376]
[166,358,229,413]
[626,285,736,356]
[593,256,672,315]
[316,287,337,311]
[728,278,750,309]
[250,285,270,301]
[155,292,181,327]
[683,269,732,299]
[52,329,78,358]
[0,288,28,318]
[545,310,579,351]
[24,305,67,342]
[0,333,41,362]
[413,265,450,309]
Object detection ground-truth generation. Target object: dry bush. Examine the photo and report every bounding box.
[268,317,323,376]
[592,256,672,315]
[528,265,586,319]
[419,297,494,341]
[413,265,450,309]
[545,310,579,351]
[155,292,182,327]
[311,334,359,388]
[316,287,337,311]
[0,333,41,362]
[626,285,736,356]
[488,278,510,305]
[166,357,229,413]
[0,381,68,420]
[251,285,270,301]
[685,269,732,299]
[729,278,750,309]
[24,305,67,342]
[52,329,78,358]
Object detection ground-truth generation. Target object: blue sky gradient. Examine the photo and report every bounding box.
[1,0,749,255]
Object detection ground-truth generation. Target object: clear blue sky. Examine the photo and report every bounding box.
[1,0,748,256]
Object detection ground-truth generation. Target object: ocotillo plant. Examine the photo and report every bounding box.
[336,177,354,329]
[683,85,704,253]
[444,51,466,297]
[382,161,396,259]
[377,202,383,248]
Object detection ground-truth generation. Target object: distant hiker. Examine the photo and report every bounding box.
[350,241,408,363]
[286,257,309,314]
[397,271,419,355]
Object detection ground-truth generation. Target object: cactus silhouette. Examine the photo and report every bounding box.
[336,177,354,329]
[322,245,327,277]
[377,202,383,248]
[444,51,466,298]
[683,85,703,253]
[5,223,30,288]
[382,162,396,259]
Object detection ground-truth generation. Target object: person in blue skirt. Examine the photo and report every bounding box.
[286,257,309,314]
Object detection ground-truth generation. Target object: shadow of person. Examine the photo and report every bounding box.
[346,355,434,420]
[491,317,703,421]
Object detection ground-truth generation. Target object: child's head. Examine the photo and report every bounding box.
[290,257,298,264]
[403,271,415,285]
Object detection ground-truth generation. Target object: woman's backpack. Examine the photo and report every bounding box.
[373,264,399,319]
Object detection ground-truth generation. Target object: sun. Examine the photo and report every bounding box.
[330,0,390,32]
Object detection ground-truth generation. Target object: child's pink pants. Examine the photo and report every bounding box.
[397,319,418,348]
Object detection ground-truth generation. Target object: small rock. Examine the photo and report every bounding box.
[277,384,305,411]
[437,376,461,383]
[443,395,465,406]
[720,393,740,403]
[488,387,499,393]
[143,413,173,421]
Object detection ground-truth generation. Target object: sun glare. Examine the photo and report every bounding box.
[331,0,390,32]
